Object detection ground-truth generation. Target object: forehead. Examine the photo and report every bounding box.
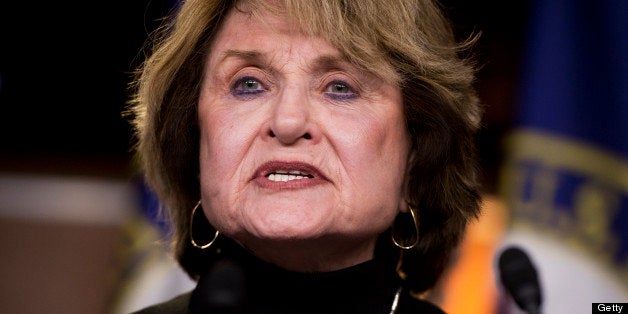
[204,0,400,85]
[208,7,342,61]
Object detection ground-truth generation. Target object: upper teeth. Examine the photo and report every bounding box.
[267,170,311,182]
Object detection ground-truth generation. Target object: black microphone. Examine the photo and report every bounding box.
[497,246,543,314]
[190,259,246,314]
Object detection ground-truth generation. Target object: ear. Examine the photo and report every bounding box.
[399,144,415,214]
[398,174,411,213]
[398,199,409,213]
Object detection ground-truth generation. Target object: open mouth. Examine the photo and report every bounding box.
[266,170,314,182]
[253,161,329,185]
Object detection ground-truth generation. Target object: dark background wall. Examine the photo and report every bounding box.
[0,1,173,177]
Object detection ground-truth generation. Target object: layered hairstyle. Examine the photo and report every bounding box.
[128,0,483,293]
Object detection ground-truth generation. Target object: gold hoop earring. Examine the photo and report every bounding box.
[190,200,220,249]
[391,205,420,250]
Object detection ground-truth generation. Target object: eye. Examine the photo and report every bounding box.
[330,82,350,93]
[231,76,265,97]
[325,80,358,100]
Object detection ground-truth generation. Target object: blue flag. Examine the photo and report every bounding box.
[498,0,627,311]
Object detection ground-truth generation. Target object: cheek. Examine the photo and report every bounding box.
[337,111,408,179]
[199,119,226,208]
[332,110,409,211]
[199,114,237,179]
[198,111,253,235]
[198,107,248,208]
[198,92,258,177]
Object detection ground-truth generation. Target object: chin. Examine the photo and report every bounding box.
[238,196,333,233]
[246,216,327,240]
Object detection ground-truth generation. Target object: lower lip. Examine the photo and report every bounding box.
[253,176,328,190]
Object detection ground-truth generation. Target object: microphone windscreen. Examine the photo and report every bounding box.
[498,246,542,313]
[191,259,245,314]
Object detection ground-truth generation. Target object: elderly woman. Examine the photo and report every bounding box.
[129,0,482,313]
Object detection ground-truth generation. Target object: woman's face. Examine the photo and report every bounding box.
[198,8,409,270]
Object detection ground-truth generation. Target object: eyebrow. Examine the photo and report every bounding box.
[309,54,353,75]
[220,49,265,64]
[219,49,353,74]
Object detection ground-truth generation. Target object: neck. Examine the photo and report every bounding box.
[238,234,378,272]
[193,241,402,314]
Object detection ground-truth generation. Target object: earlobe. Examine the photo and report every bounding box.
[399,170,412,214]
[399,148,414,214]
[398,200,409,213]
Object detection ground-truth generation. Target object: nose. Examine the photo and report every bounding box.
[266,87,318,145]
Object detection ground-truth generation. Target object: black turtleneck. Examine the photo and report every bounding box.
[133,241,444,314]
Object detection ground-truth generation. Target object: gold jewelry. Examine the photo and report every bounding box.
[391,205,420,250]
[190,200,220,249]
[389,287,402,314]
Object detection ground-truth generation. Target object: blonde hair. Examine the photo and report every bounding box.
[128,0,482,293]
